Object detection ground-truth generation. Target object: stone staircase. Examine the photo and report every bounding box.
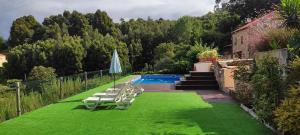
[175,71,219,90]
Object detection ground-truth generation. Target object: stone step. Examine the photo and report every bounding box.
[175,84,219,90]
[190,71,214,76]
[189,71,214,76]
[184,75,215,80]
[178,80,218,85]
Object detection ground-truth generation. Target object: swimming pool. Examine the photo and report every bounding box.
[133,75,182,84]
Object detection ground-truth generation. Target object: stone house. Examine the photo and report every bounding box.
[232,11,283,59]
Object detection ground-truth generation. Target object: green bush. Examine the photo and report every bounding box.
[257,28,300,55]
[0,84,10,94]
[287,58,300,86]
[5,39,56,78]
[154,57,174,73]
[186,42,216,63]
[233,64,254,105]
[265,28,297,49]
[154,42,216,73]
[169,60,190,74]
[28,66,56,81]
[198,49,218,60]
[251,55,284,124]
[287,31,300,60]
[27,66,57,93]
[280,0,300,28]
[274,84,300,135]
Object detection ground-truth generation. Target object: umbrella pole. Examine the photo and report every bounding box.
[113,73,115,90]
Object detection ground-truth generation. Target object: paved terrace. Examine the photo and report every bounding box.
[139,84,235,103]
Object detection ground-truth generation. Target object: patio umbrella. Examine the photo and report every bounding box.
[109,49,122,90]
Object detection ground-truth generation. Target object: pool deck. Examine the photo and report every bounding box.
[138,84,235,103]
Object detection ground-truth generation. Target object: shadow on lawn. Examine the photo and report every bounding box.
[171,107,219,135]
[73,104,118,111]
[56,99,83,103]
[147,108,218,135]
[165,105,274,135]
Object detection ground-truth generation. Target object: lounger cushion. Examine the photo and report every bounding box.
[84,97,100,102]
[107,88,121,91]
[100,98,115,102]
[93,93,117,97]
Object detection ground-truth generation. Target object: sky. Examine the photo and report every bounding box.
[0,0,216,39]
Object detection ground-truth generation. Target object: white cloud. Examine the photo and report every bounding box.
[0,0,215,38]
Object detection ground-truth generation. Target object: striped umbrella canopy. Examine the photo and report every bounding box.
[109,49,122,89]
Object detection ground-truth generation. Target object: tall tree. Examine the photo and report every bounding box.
[91,10,114,35]
[128,39,143,71]
[68,11,89,37]
[52,36,85,75]
[8,15,42,48]
[0,36,6,50]
[83,29,129,72]
[171,16,202,44]
[43,14,69,28]
[200,11,241,50]
[217,0,280,20]
[5,39,57,78]
[119,18,175,70]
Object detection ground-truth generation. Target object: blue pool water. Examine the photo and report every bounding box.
[133,75,182,84]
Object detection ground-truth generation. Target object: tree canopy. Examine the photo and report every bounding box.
[4,0,280,78]
[216,0,280,20]
[8,15,42,48]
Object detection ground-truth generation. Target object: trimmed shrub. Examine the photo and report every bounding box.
[28,66,56,81]
[27,66,57,93]
[274,84,300,135]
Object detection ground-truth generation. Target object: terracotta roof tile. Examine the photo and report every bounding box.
[233,11,276,33]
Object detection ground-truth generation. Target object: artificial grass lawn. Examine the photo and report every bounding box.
[0,76,274,135]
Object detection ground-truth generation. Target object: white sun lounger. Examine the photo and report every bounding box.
[83,83,143,110]
[92,87,124,98]
[93,92,118,98]
[83,95,123,110]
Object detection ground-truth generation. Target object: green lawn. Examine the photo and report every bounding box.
[0,76,273,135]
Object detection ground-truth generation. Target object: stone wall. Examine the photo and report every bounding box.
[254,48,288,66]
[213,59,254,93]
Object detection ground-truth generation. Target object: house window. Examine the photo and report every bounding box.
[241,36,244,45]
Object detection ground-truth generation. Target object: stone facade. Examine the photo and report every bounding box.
[213,59,254,93]
[232,11,283,59]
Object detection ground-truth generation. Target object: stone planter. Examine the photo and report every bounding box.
[194,62,212,72]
